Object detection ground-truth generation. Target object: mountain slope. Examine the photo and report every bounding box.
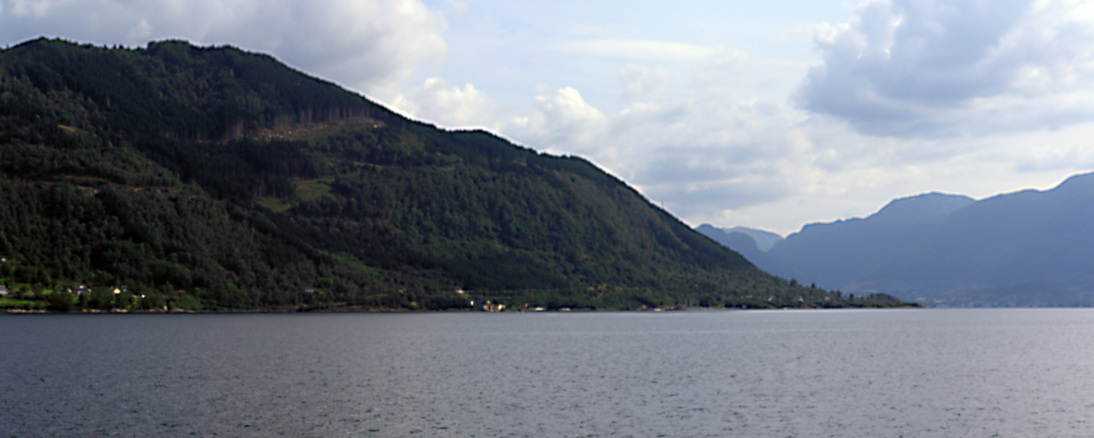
[767,192,975,291]
[694,224,788,275]
[763,179,1094,306]
[0,38,901,311]
[696,225,783,252]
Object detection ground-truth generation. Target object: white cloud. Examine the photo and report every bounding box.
[0,0,447,101]
[500,81,815,225]
[393,77,494,129]
[617,100,805,219]
[555,39,718,61]
[694,49,752,86]
[4,0,56,17]
[445,0,468,16]
[507,86,608,155]
[618,65,669,100]
[795,0,1094,137]
[125,18,152,41]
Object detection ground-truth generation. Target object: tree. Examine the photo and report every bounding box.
[88,286,114,310]
[46,291,73,312]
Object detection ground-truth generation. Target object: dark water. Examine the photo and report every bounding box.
[2,309,1093,437]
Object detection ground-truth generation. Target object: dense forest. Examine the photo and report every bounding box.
[0,38,908,311]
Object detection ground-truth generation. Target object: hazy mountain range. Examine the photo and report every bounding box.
[703,173,1094,306]
[694,225,787,277]
[695,225,783,252]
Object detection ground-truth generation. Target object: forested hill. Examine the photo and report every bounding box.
[0,38,905,311]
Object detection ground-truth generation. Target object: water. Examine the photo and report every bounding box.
[2,309,1093,437]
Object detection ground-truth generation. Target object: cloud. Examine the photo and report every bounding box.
[794,0,1094,137]
[694,49,752,87]
[618,65,669,100]
[646,176,796,218]
[618,101,804,216]
[445,0,469,16]
[4,0,54,17]
[507,87,608,155]
[392,77,494,128]
[0,0,447,100]
[555,39,718,61]
[501,81,810,223]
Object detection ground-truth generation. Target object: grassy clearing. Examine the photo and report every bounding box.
[330,253,381,277]
[258,197,292,212]
[250,117,383,142]
[0,296,45,310]
[293,177,334,202]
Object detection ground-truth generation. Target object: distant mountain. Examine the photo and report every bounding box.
[697,225,783,251]
[761,178,1094,306]
[0,38,907,311]
[695,225,788,275]
[766,192,975,293]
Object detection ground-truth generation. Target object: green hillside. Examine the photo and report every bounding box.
[0,38,907,311]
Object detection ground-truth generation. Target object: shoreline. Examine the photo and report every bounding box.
[2,303,925,315]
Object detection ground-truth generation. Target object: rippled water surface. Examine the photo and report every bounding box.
[3,309,1094,437]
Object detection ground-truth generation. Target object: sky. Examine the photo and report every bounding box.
[4,0,1094,235]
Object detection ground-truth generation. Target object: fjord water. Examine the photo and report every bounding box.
[2,310,1092,437]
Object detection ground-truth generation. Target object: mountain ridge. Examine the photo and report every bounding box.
[696,225,784,252]
[0,38,906,311]
[694,224,789,276]
[751,173,1094,306]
